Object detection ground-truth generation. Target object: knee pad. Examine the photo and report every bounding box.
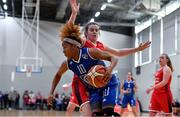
[92,111,103,116]
[113,112,121,117]
[103,108,120,116]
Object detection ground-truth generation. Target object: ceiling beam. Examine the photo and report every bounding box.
[95,22,137,27]
[0,1,5,18]
[128,0,143,12]
[104,3,125,10]
[137,9,164,17]
[55,0,69,20]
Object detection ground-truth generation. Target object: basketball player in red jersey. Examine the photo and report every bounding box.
[146,53,174,116]
[65,0,151,116]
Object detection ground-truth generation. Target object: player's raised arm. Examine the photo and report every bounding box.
[120,80,125,94]
[47,60,68,105]
[104,40,151,57]
[68,0,80,24]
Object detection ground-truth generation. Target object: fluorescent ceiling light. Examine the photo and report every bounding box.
[107,0,112,3]
[2,0,7,3]
[101,4,106,10]
[90,18,95,22]
[95,11,100,17]
[3,4,8,10]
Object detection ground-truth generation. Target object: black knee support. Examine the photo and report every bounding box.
[103,108,120,116]
[92,111,103,116]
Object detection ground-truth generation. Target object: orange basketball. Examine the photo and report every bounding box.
[86,65,107,88]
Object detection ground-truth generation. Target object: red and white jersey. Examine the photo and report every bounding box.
[83,39,105,50]
[154,68,172,93]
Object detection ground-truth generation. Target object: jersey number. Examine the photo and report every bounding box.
[77,64,86,74]
[103,87,110,96]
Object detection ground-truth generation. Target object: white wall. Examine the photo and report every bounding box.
[132,62,155,111]
[100,31,133,80]
[0,17,133,106]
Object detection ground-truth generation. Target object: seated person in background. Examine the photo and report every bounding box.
[172,100,180,116]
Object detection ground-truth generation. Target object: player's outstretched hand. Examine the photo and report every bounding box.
[70,0,80,14]
[146,88,152,94]
[137,41,151,51]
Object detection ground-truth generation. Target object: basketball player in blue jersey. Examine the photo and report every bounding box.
[120,72,138,116]
[47,22,119,116]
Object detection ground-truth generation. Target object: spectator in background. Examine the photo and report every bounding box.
[3,92,9,110]
[14,90,20,109]
[36,91,43,110]
[8,91,14,110]
[11,90,17,109]
[172,99,180,116]
[62,96,70,111]
[0,91,4,109]
[23,90,29,110]
[29,91,36,110]
[42,97,49,110]
[55,93,62,111]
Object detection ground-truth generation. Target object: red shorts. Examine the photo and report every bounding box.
[69,75,89,107]
[149,91,173,113]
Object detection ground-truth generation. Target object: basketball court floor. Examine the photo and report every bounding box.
[0,110,80,116]
[0,110,148,116]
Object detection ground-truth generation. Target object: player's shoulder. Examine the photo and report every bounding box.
[83,39,94,48]
[132,80,136,84]
[97,40,103,45]
[97,41,105,47]
[163,65,171,73]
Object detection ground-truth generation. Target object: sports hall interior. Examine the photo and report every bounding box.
[0,0,180,116]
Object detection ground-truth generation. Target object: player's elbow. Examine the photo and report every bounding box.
[55,73,61,80]
[158,81,168,88]
[111,56,118,64]
[111,55,118,62]
[162,81,168,86]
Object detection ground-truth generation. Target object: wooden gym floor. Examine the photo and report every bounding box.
[0,109,149,116]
